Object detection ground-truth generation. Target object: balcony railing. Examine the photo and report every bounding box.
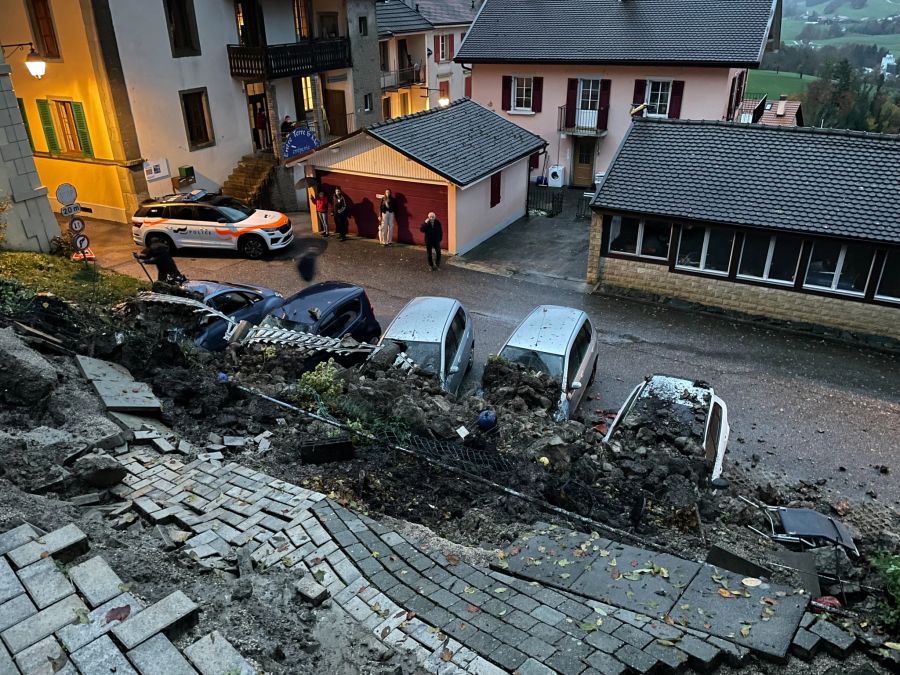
[380,66,425,91]
[227,38,351,80]
[557,105,609,137]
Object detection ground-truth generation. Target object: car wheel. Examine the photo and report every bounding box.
[587,356,598,387]
[239,234,267,260]
[145,233,174,253]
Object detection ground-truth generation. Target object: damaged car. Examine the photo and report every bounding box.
[496,305,598,421]
[379,296,474,395]
[265,281,381,343]
[183,280,284,351]
[604,374,730,481]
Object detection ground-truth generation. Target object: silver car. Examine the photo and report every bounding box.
[497,305,599,421]
[379,296,475,395]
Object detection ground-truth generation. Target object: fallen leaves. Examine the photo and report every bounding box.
[718,588,733,599]
[445,554,460,566]
[740,625,752,638]
[494,587,507,594]
[463,586,476,595]
[440,648,453,662]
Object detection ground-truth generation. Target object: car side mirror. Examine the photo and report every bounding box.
[449,365,459,375]
[570,381,582,391]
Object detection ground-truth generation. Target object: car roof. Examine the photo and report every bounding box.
[504,305,588,356]
[383,296,460,343]
[183,279,279,299]
[640,374,712,403]
[275,281,364,323]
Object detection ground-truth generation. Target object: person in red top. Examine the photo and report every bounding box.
[314,190,330,237]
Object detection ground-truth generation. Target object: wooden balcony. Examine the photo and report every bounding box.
[227,38,351,80]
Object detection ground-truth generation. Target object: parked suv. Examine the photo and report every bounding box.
[132,190,294,259]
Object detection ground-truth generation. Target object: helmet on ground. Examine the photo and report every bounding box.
[477,409,497,431]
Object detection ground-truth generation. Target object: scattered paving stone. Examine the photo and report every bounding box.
[71,634,139,674]
[584,650,627,675]
[70,492,104,507]
[111,590,199,650]
[614,643,658,674]
[792,627,821,660]
[1,593,87,654]
[6,524,88,568]
[67,556,125,609]
[809,618,856,657]
[58,592,145,653]
[16,557,75,609]
[677,634,721,671]
[0,523,41,556]
[127,632,197,675]
[0,558,25,606]
[184,630,256,675]
[13,634,76,674]
[0,593,37,633]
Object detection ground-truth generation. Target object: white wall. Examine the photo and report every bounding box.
[109,1,252,198]
[453,160,528,255]
[427,26,470,106]
[261,0,296,44]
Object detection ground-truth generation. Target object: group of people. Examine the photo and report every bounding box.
[312,187,443,270]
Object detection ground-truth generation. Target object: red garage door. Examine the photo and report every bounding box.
[318,171,448,249]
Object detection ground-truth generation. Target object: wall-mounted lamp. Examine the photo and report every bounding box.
[2,42,46,78]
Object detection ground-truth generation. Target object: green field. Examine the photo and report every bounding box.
[746,70,818,98]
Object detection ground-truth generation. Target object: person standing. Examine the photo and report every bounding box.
[255,107,269,150]
[333,187,349,241]
[135,242,185,283]
[314,190,330,237]
[420,211,443,271]
[379,189,396,246]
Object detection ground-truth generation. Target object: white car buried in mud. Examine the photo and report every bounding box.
[132,190,294,259]
[604,374,730,482]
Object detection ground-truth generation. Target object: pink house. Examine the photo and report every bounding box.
[456,0,782,187]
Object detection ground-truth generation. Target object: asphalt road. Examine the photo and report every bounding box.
[97,226,900,505]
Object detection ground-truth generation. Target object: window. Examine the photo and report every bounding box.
[43,100,92,157]
[438,79,450,99]
[379,42,389,71]
[464,75,472,98]
[194,206,223,222]
[382,96,392,120]
[209,292,252,315]
[363,93,373,112]
[163,0,201,57]
[301,77,315,112]
[358,16,368,36]
[737,233,803,285]
[320,298,361,338]
[294,0,310,39]
[26,0,60,59]
[439,35,449,62]
[579,79,601,111]
[179,88,214,150]
[513,76,533,112]
[608,216,671,260]
[566,321,592,388]
[444,309,466,374]
[676,225,734,274]
[876,251,900,303]
[490,172,501,208]
[804,241,875,296]
[318,12,339,38]
[645,80,672,117]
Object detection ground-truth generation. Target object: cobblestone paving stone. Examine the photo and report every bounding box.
[0,516,257,673]
[105,444,839,674]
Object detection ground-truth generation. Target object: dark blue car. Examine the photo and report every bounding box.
[184,280,284,351]
[269,281,381,344]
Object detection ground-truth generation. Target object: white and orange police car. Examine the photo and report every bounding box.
[132,190,294,259]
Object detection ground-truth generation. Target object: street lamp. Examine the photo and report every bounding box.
[2,42,46,79]
[420,88,451,108]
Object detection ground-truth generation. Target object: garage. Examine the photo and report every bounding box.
[287,99,547,255]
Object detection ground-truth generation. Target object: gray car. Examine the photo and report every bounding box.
[379,296,475,395]
[497,305,599,421]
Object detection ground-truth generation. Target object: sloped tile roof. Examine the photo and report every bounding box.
[593,119,900,244]
[415,0,481,26]
[376,0,433,38]
[367,98,547,186]
[456,0,777,66]
[739,98,804,127]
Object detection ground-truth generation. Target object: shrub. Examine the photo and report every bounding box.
[292,359,343,410]
[873,550,900,631]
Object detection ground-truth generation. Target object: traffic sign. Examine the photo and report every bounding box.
[73,234,90,252]
[61,203,82,217]
[56,183,77,206]
[68,217,86,234]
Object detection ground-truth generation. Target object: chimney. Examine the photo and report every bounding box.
[776,97,787,117]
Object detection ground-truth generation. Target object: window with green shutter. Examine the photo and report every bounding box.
[36,98,60,154]
[17,98,35,151]
[69,102,94,158]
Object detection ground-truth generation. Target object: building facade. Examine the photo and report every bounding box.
[589,119,899,343]
[456,0,780,187]
[3,0,382,223]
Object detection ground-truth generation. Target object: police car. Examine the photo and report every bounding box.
[132,190,294,259]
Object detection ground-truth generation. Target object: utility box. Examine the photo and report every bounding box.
[178,165,195,181]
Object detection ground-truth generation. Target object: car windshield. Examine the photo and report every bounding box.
[498,346,564,382]
[218,198,256,217]
[394,340,441,375]
[216,206,251,223]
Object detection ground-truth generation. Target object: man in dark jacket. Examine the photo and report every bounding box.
[420,211,443,271]
[135,242,185,283]
[333,187,349,241]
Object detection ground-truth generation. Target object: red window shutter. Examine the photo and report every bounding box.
[490,172,501,207]
[460,31,466,43]
[727,75,738,120]
[597,79,611,130]
[464,75,472,98]
[632,79,647,106]
[565,78,578,128]
[532,77,543,113]
[448,34,455,60]
[434,35,440,63]
[529,152,540,170]
[736,71,746,102]
[501,76,512,111]
[439,80,449,98]
[668,80,685,119]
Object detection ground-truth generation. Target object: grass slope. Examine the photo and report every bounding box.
[747,70,818,98]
